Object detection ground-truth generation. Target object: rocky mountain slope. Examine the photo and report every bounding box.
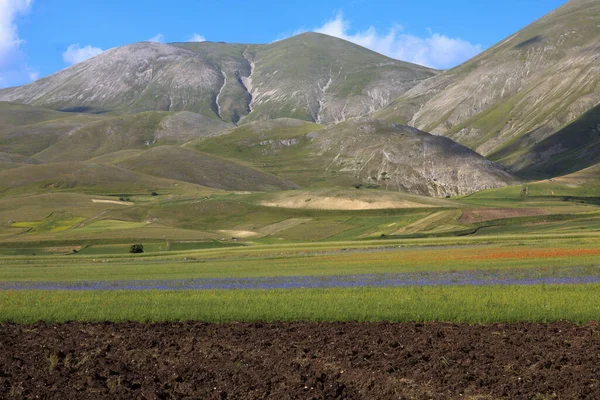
[191,118,517,197]
[376,0,600,177]
[0,33,436,125]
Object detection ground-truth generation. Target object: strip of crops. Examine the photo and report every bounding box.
[2,285,599,323]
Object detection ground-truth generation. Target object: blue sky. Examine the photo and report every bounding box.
[1,0,567,88]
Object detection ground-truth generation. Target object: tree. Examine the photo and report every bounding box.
[129,244,144,254]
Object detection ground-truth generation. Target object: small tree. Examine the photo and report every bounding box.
[129,244,144,254]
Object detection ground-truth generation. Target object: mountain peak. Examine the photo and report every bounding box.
[377,0,600,179]
[0,33,436,124]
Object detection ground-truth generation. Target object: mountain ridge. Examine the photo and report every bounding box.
[376,0,600,178]
[0,33,437,125]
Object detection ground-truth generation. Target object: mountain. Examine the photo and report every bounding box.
[236,33,436,124]
[191,118,517,197]
[376,0,600,177]
[492,102,600,178]
[0,33,436,125]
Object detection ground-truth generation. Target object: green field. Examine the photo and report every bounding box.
[1,233,599,323]
[2,157,600,324]
[3,285,599,324]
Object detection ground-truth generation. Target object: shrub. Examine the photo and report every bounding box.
[129,244,144,254]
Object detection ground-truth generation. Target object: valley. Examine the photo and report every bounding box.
[1,1,600,398]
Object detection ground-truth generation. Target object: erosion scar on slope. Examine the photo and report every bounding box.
[241,47,256,114]
[215,69,227,120]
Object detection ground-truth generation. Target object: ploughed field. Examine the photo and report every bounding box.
[2,238,600,398]
[2,321,599,399]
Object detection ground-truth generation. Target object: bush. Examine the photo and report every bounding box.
[129,244,144,254]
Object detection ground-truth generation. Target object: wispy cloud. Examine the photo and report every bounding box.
[148,33,165,43]
[188,33,206,42]
[308,14,482,70]
[62,44,103,65]
[0,0,38,87]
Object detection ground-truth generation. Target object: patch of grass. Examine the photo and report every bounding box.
[2,241,600,282]
[2,285,599,323]
[11,212,85,233]
[72,220,149,234]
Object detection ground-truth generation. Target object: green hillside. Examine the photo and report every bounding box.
[116,146,299,192]
[377,0,600,178]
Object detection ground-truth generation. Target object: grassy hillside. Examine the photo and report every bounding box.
[116,146,299,192]
[0,162,213,196]
[0,151,40,165]
[0,102,72,128]
[188,118,327,187]
[466,162,600,201]
[0,104,103,156]
[376,0,600,178]
[32,112,169,162]
[192,118,517,196]
[490,103,600,179]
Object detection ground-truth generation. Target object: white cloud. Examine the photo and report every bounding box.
[0,0,31,62]
[311,14,482,70]
[188,33,206,43]
[148,33,165,43]
[62,44,103,65]
[0,0,34,87]
[28,70,38,81]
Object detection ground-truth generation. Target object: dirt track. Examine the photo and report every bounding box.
[1,321,599,399]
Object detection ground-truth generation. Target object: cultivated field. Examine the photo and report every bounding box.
[2,181,600,398]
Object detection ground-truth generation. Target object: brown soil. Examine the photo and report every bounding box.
[1,321,599,399]
[458,208,549,224]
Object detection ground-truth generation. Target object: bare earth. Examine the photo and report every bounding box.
[91,199,133,206]
[261,197,433,210]
[1,321,599,399]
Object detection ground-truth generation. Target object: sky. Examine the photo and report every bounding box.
[0,0,568,88]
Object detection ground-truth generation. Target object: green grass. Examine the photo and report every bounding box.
[72,220,149,233]
[11,212,85,233]
[2,240,600,282]
[76,243,169,255]
[2,285,599,323]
